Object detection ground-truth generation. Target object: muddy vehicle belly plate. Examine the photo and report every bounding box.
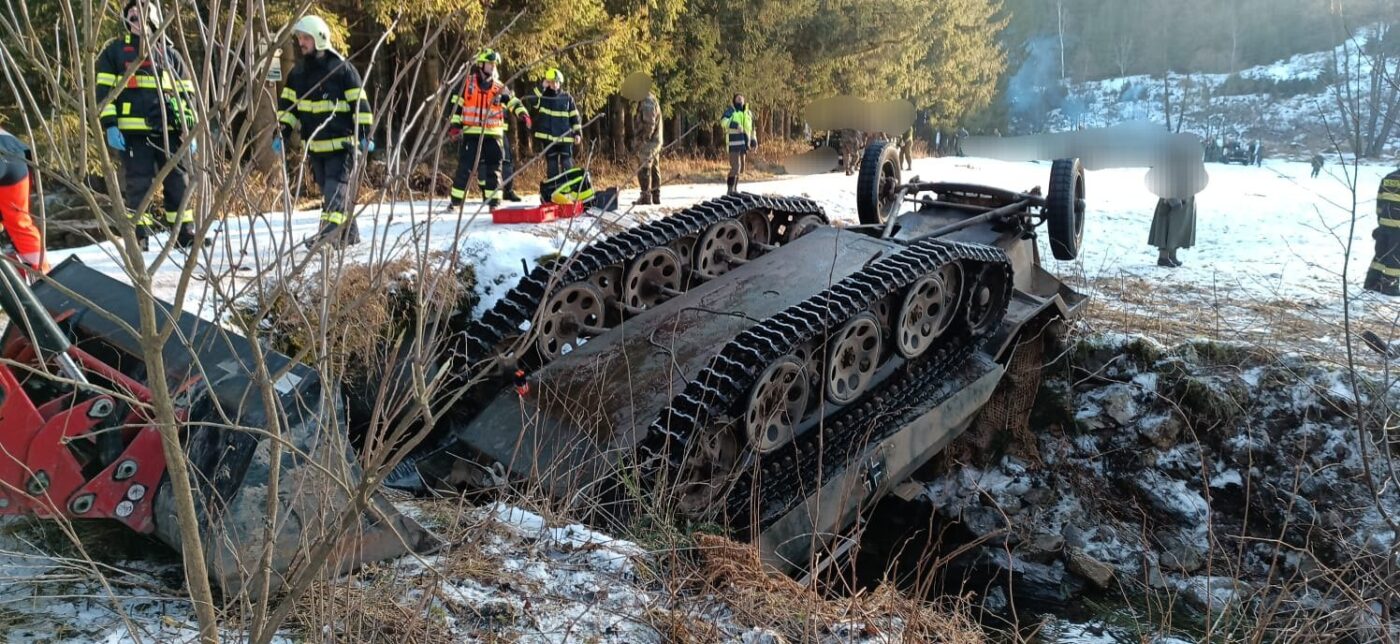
[461,226,902,486]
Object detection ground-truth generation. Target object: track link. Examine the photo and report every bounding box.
[641,238,1013,529]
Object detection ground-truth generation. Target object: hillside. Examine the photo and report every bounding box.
[1018,27,1398,159]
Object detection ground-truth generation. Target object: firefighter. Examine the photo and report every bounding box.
[96,0,201,250]
[721,94,756,194]
[629,80,662,205]
[0,128,47,274]
[448,49,513,209]
[1365,165,1400,296]
[1311,154,1325,178]
[523,68,583,203]
[275,15,374,248]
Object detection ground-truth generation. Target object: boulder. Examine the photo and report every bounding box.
[1156,527,1210,574]
[1175,576,1252,613]
[1066,547,1115,589]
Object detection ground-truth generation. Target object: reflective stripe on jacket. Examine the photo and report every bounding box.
[524,88,582,143]
[450,76,509,137]
[95,34,197,132]
[277,50,373,153]
[721,106,754,151]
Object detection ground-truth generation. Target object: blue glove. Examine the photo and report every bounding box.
[360,138,375,153]
[188,139,197,155]
[105,126,126,152]
[271,136,283,154]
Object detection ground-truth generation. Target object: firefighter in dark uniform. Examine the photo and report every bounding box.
[96,0,201,250]
[447,49,513,209]
[523,68,583,203]
[275,15,374,248]
[1365,166,1400,296]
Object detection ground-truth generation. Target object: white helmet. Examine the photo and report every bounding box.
[123,0,162,32]
[292,15,332,52]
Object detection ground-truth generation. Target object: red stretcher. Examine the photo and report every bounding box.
[488,187,619,224]
[490,201,587,224]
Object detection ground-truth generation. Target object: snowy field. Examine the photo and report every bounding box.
[6,153,1398,641]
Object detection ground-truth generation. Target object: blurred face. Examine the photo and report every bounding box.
[295,32,315,55]
[125,6,144,35]
[734,95,746,108]
[543,79,560,91]
[480,62,496,77]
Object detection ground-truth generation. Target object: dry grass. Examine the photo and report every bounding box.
[256,251,473,379]
[1073,274,1399,372]
[688,534,986,643]
[288,571,453,644]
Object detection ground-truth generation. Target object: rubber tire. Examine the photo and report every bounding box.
[1046,158,1085,261]
[856,140,902,225]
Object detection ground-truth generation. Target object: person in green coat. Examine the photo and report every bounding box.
[1148,196,1196,267]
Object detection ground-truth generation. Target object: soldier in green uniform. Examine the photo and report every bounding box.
[628,78,662,205]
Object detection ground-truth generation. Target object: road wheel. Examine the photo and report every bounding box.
[856,140,903,225]
[1046,158,1086,260]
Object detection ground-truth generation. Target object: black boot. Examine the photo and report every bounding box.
[726,175,737,195]
[175,222,211,249]
[1365,270,1400,296]
[304,222,345,250]
[503,185,523,202]
[650,189,660,204]
[134,224,152,252]
[636,171,653,205]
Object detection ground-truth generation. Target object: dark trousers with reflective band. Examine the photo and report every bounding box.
[542,143,574,179]
[501,133,516,192]
[1371,226,1400,278]
[452,134,503,203]
[310,150,354,225]
[122,133,191,228]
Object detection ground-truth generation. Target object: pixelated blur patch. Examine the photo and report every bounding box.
[784,147,841,175]
[803,96,914,134]
[963,121,1210,199]
[620,72,652,102]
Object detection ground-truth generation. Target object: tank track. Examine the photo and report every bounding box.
[457,192,826,376]
[393,193,828,479]
[640,238,1012,530]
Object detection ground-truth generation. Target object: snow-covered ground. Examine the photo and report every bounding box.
[9,152,1399,641]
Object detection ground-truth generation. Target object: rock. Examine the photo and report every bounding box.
[1066,547,1115,589]
[1175,576,1252,613]
[1157,527,1209,574]
[1018,532,1065,563]
[1021,485,1055,508]
[1137,413,1182,450]
[984,551,1085,610]
[961,507,1005,539]
[1133,471,1208,524]
[982,586,1008,613]
[740,629,787,644]
[1101,384,1138,426]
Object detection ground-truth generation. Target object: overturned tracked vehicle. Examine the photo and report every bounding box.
[406,141,1089,570]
